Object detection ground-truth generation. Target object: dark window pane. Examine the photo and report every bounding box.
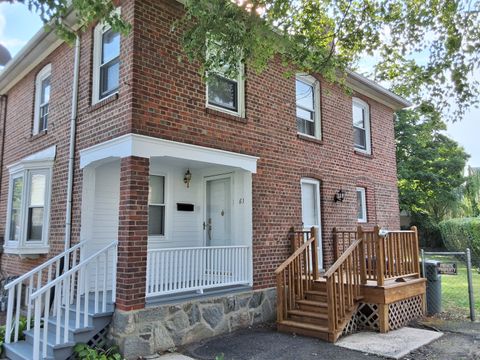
[9,177,23,241]
[297,118,315,136]
[100,59,120,98]
[354,127,366,149]
[148,205,165,236]
[102,29,120,64]
[27,207,44,241]
[208,74,238,111]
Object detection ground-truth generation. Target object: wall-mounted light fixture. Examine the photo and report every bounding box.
[334,189,345,203]
[183,169,192,188]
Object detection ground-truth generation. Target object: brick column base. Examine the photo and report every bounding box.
[116,156,149,311]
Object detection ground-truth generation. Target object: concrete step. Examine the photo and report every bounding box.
[3,341,54,360]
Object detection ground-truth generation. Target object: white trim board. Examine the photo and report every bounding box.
[79,133,259,173]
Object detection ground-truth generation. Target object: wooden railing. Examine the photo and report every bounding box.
[376,227,420,286]
[276,227,318,322]
[324,237,365,335]
[333,226,421,286]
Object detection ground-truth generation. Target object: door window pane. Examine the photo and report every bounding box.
[357,187,367,222]
[9,176,23,241]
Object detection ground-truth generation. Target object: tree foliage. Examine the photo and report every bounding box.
[461,169,480,217]
[8,0,480,119]
[396,109,469,225]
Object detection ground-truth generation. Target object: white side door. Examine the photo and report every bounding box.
[301,178,323,270]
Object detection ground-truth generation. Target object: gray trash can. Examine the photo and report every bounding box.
[422,260,442,315]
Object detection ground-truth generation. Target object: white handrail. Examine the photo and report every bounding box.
[31,241,118,300]
[29,240,118,359]
[5,241,86,350]
[5,241,85,290]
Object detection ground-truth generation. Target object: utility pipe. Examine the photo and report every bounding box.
[64,34,81,251]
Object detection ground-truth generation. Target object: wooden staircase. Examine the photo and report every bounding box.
[275,227,366,342]
[276,226,422,341]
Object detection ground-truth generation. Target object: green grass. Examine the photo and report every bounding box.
[425,255,480,318]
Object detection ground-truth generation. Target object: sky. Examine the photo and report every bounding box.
[0,3,478,168]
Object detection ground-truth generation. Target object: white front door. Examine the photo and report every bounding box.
[301,178,323,270]
[205,176,232,246]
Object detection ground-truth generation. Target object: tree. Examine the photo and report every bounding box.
[395,109,469,245]
[9,0,480,119]
[461,169,480,217]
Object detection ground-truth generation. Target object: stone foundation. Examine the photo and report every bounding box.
[109,288,277,359]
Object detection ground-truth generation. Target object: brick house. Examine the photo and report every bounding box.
[0,1,425,359]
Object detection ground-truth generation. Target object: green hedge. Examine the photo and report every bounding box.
[439,217,480,261]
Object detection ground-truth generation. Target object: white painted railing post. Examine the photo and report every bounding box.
[5,287,14,344]
[33,296,42,360]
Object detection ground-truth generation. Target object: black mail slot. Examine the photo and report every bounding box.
[177,203,194,211]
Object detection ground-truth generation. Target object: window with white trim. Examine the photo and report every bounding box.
[353,98,371,153]
[356,187,367,223]
[5,164,52,255]
[296,75,321,138]
[92,20,120,103]
[148,175,166,236]
[301,178,321,229]
[206,66,245,117]
[33,64,51,134]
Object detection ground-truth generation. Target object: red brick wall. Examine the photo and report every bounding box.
[0,0,400,296]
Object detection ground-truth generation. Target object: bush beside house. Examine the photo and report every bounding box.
[439,217,480,263]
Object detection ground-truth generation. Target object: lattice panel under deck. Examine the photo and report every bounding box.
[388,295,424,330]
[356,303,379,330]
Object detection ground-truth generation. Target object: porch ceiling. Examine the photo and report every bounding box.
[79,133,258,173]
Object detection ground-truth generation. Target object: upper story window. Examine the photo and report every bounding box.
[356,187,367,223]
[206,66,245,117]
[4,146,55,255]
[33,64,51,134]
[148,175,166,237]
[93,21,120,104]
[296,75,321,139]
[353,98,371,154]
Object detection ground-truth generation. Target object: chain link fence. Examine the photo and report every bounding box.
[421,249,477,321]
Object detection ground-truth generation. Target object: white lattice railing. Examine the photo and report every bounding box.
[4,241,86,348]
[146,245,251,297]
[5,241,118,360]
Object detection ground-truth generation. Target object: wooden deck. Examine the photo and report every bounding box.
[275,226,426,342]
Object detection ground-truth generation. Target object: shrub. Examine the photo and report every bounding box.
[73,343,122,360]
[0,316,31,357]
[439,217,480,263]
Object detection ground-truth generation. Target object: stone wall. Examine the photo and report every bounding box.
[110,288,276,359]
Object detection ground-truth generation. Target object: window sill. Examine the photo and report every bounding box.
[354,150,373,159]
[89,93,119,113]
[30,130,48,141]
[3,245,50,256]
[297,133,323,145]
[206,107,247,124]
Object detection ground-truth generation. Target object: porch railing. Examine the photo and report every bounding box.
[4,241,86,348]
[29,241,118,359]
[333,226,421,286]
[146,245,251,297]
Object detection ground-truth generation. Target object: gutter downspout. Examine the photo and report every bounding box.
[0,95,7,254]
[64,34,81,251]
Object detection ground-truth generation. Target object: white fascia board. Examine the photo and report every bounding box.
[80,133,259,173]
[7,145,57,173]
